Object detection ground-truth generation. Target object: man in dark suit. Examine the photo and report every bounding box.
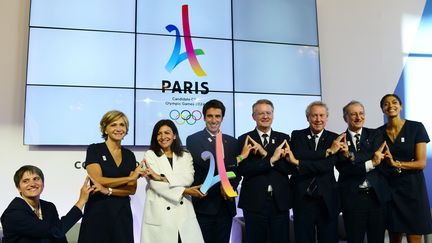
[288,101,342,243]
[336,100,389,243]
[237,99,294,243]
[186,99,244,243]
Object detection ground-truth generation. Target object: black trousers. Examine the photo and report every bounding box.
[196,203,233,243]
[342,189,386,243]
[293,196,339,243]
[243,194,290,243]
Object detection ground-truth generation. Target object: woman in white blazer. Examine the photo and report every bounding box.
[141,119,205,243]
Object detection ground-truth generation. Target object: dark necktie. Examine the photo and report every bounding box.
[262,134,269,147]
[307,134,319,197]
[262,134,271,193]
[355,133,369,188]
[354,133,360,151]
[312,134,318,151]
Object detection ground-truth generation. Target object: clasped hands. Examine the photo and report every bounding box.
[138,160,208,198]
[137,160,161,181]
[237,135,268,164]
[380,142,401,170]
[81,175,109,196]
[131,160,169,181]
[337,133,395,168]
[238,136,299,166]
[355,139,399,170]
[271,139,298,165]
[328,133,348,158]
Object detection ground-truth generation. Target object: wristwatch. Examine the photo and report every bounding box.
[159,174,165,181]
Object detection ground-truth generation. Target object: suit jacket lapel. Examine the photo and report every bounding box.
[307,130,316,150]
[250,130,262,146]
[200,129,235,167]
[265,129,276,148]
[346,129,370,152]
[171,153,178,171]
[158,150,174,173]
[253,129,275,148]
[268,129,279,147]
[200,129,216,153]
[317,130,330,150]
[358,128,370,151]
[345,130,357,153]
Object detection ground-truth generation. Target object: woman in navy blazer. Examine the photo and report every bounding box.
[1,165,96,243]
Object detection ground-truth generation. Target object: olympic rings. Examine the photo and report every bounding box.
[169,109,202,125]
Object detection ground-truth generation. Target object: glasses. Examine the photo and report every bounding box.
[348,112,365,118]
[255,111,273,117]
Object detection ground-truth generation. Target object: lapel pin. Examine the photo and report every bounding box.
[208,137,212,142]
[102,155,107,161]
[401,137,405,143]
[307,135,311,139]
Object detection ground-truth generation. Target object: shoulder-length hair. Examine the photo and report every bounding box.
[149,119,185,157]
[100,110,129,140]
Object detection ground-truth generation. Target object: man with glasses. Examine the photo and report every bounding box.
[336,100,389,243]
[237,99,294,243]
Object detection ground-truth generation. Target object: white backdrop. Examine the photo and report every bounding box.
[0,0,427,242]
[319,0,425,130]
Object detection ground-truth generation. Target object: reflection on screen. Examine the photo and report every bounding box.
[136,91,234,145]
[25,0,320,145]
[235,94,315,137]
[25,86,135,145]
[27,28,135,87]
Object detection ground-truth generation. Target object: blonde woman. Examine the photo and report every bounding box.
[79,110,144,243]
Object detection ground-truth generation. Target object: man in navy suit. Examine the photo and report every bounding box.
[336,101,389,243]
[186,99,244,243]
[288,101,342,243]
[237,99,294,243]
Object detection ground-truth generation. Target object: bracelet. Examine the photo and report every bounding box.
[395,160,402,173]
[107,187,112,196]
[237,155,243,162]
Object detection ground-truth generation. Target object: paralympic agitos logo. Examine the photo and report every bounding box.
[162,4,209,94]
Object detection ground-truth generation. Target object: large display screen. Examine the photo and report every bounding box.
[25,0,320,145]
